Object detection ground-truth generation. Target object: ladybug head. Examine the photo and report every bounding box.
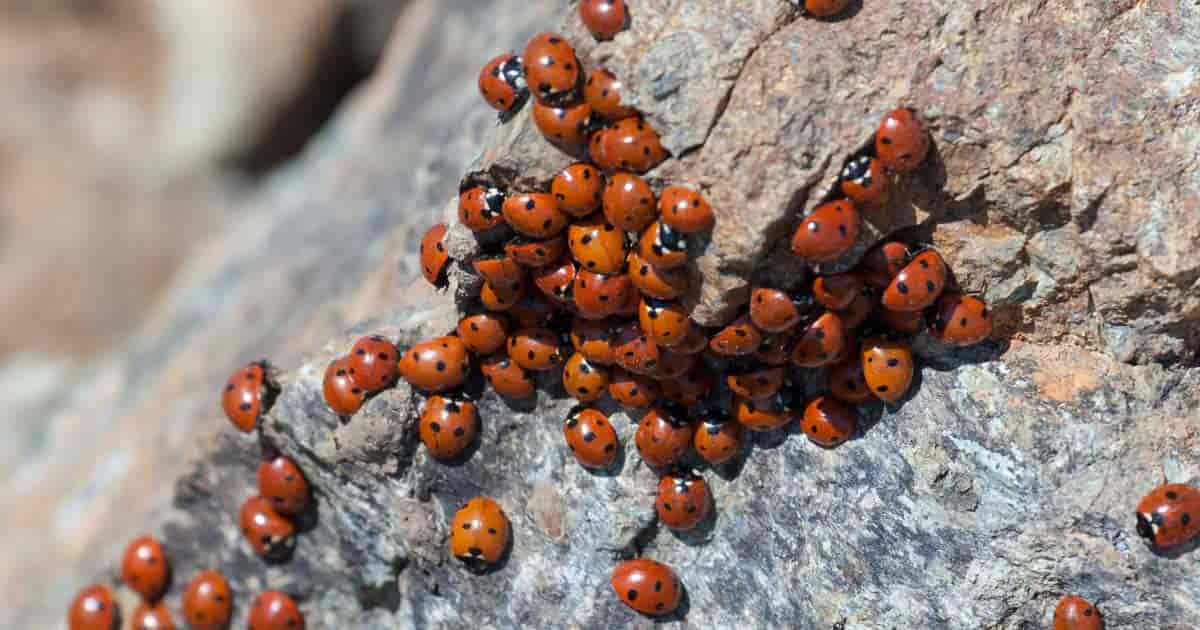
[656,222,687,252]
[1135,511,1159,543]
[840,155,872,184]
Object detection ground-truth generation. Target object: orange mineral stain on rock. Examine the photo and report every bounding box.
[528,480,564,541]
[1028,347,1103,402]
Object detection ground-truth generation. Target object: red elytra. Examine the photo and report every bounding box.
[346,335,399,392]
[523,33,581,104]
[732,394,796,432]
[323,357,365,416]
[509,291,559,329]
[726,365,786,400]
[638,220,689,269]
[828,354,872,405]
[755,332,796,366]
[398,336,471,393]
[221,361,272,433]
[812,273,864,311]
[457,313,510,355]
[505,235,567,268]
[749,288,806,333]
[660,364,713,407]
[562,352,610,402]
[638,298,690,348]
[182,570,233,630]
[562,407,620,469]
[478,53,524,113]
[532,260,577,306]
[571,317,617,364]
[573,269,632,319]
[861,241,909,289]
[635,406,694,468]
[655,347,697,380]
[257,455,310,516]
[709,315,763,357]
[239,495,295,560]
[880,306,925,334]
[419,223,450,287]
[600,117,669,173]
[930,293,993,346]
[693,416,745,466]
[627,250,688,299]
[611,559,681,617]
[790,200,860,263]
[480,277,525,311]
[881,249,948,312]
[613,324,661,376]
[791,311,846,368]
[804,0,852,17]
[502,193,569,238]
[875,107,930,173]
[655,471,711,531]
[552,163,604,217]
[507,327,564,372]
[1135,483,1200,549]
[419,395,478,460]
[131,601,175,630]
[609,366,660,408]
[473,256,525,293]
[835,287,877,330]
[861,336,914,403]
[584,67,637,119]
[801,396,858,448]
[449,496,511,568]
[68,584,116,630]
[1053,595,1103,630]
[658,186,714,233]
[459,185,506,232]
[579,0,628,40]
[532,101,592,149]
[839,155,891,211]
[568,214,627,274]
[480,354,535,399]
[603,171,658,232]
[247,591,305,630]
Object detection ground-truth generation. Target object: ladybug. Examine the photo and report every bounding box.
[419,395,478,460]
[552,163,604,217]
[502,193,568,238]
[579,0,628,40]
[609,367,660,408]
[812,273,864,310]
[732,393,796,432]
[571,317,617,364]
[508,293,557,328]
[573,269,632,319]
[346,335,399,392]
[709,314,763,356]
[611,559,681,617]
[614,324,661,376]
[480,278,525,311]
[726,365,786,400]
[257,455,310,516]
[655,348,697,380]
[658,186,714,233]
[861,336,915,403]
[131,601,174,630]
[480,354,536,399]
[638,220,689,269]
[862,241,910,288]
[840,155,891,211]
[182,570,233,630]
[478,53,526,113]
[505,235,567,268]
[584,68,637,119]
[602,171,658,232]
[247,591,305,630]
[660,364,713,406]
[674,322,709,355]
[563,352,610,402]
[836,287,877,330]
[615,283,641,318]
[791,311,846,367]
[398,336,471,393]
[801,396,858,448]
[638,298,690,347]
[473,256,526,293]
[749,288,811,333]
[656,470,711,530]
[457,313,509,355]
[799,0,851,17]
[790,199,860,263]
[523,33,580,104]
[589,128,614,169]
[828,354,872,405]
[880,306,925,334]
[323,357,365,416]
[1053,596,1102,630]
[882,249,948,312]
[532,101,592,149]
[449,496,511,570]
[635,406,694,468]
[628,251,687,299]
[755,332,795,365]
[875,107,930,173]
[563,407,620,469]
[507,327,564,371]
[221,361,275,433]
[532,260,577,305]
[239,495,295,560]
[1135,483,1200,549]
[930,293,994,346]
[693,411,745,466]
[419,223,450,287]
[568,214,627,274]
[68,584,116,630]
[600,117,669,173]
[458,185,506,232]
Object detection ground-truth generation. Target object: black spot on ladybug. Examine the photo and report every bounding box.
[627,589,638,601]
[897,282,909,294]
[926,280,936,292]
[960,317,969,327]
[543,219,553,229]
[881,136,893,145]
[839,225,848,236]
[437,361,447,372]
[1167,491,1180,500]
[430,422,441,433]
[1182,514,1191,525]
[240,402,252,411]
[815,330,826,340]
[453,427,465,437]
[876,385,889,392]
[887,358,899,367]
[919,259,930,268]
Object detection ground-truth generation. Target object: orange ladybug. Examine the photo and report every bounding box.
[635,406,694,468]
[875,107,930,173]
[257,455,310,516]
[473,255,525,293]
[611,559,681,617]
[563,407,620,469]
[568,214,627,274]
[749,287,811,333]
[221,361,275,433]
[239,496,295,560]
[726,365,786,400]
[839,155,891,211]
[862,240,909,288]
[628,251,688,299]
[323,357,365,416]
[480,354,535,399]
[523,33,580,104]
[458,185,506,232]
[693,411,745,466]
[791,311,846,368]
[131,601,175,630]
[812,273,864,311]
[346,335,399,392]
[510,292,558,328]
[802,0,851,17]
[614,324,661,376]
[790,200,859,263]
[603,171,658,232]
[708,314,762,356]
[801,396,858,448]
[656,470,711,530]
[532,260,577,306]
[68,584,116,630]
[880,306,925,334]
[600,117,669,173]
[571,317,617,365]
[502,193,569,238]
[930,293,994,346]
[882,249,947,312]
[638,220,688,269]
[1135,483,1200,549]
[609,367,660,408]
[562,352,610,402]
[182,570,233,630]
[247,591,305,630]
[449,496,511,570]
[584,68,636,119]
[420,395,478,460]
[480,277,525,311]
[732,393,796,432]
[1053,595,1103,630]
[658,186,714,233]
[419,223,450,287]
[457,313,509,355]
[659,364,713,407]
[579,0,628,40]
[478,53,526,113]
[755,332,795,366]
[552,163,604,217]
[828,353,872,405]
[861,336,914,403]
[532,101,592,149]
[574,269,632,319]
[505,234,567,267]
[507,327,564,371]
[638,298,690,348]
[398,336,471,393]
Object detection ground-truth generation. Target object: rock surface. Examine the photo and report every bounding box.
[5,0,1199,628]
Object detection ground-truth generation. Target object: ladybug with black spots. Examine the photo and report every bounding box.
[755,332,795,365]
[659,186,714,233]
[794,0,851,18]
[505,235,567,268]
[709,314,763,356]
[930,293,994,346]
[613,324,661,375]
[660,364,713,406]
[222,360,277,433]
[480,354,535,399]
[398,336,471,393]
[257,455,310,516]
[502,193,569,238]
[562,352,610,402]
[571,317,617,364]
[568,214,627,274]
[603,171,658,232]
[882,249,947,312]
[473,256,525,296]
[323,357,365,416]
[600,117,669,173]
[182,570,233,630]
[533,260,577,306]
[1052,595,1102,630]
[247,591,305,630]
[875,107,930,173]
[419,223,450,287]
[573,270,632,319]
[638,298,690,347]
[457,313,509,355]
[840,155,891,211]
[121,535,169,601]
[458,185,506,232]
[239,495,295,560]
[828,353,872,405]
[611,558,681,617]
[552,163,604,217]
[726,364,786,400]
[449,496,511,571]
[861,336,914,403]
[812,273,864,311]
[638,220,689,269]
[635,406,694,468]
[480,277,525,311]
[693,410,745,466]
[732,393,796,432]
[656,470,711,531]
[533,101,592,149]
[628,251,688,299]
[862,241,909,288]
[419,395,478,460]
[801,396,858,448]
[579,0,628,40]
[584,68,636,119]
[1135,483,1200,549]
[478,53,527,113]
[523,33,581,104]
[131,602,174,630]
[791,311,846,368]
[68,585,117,630]
[749,287,814,333]
[609,367,660,408]
[346,335,399,393]
[563,406,620,469]
[508,327,564,371]
[790,200,860,263]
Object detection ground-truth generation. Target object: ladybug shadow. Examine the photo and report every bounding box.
[653,582,692,624]
[497,90,530,125]
[1146,536,1200,560]
[590,436,630,478]
[847,400,887,442]
[665,495,719,548]
[291,498,322,536]
[915,335,1012,373]
[704,448,750,483]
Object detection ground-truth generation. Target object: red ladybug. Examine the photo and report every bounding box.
[121,535,170,601]
[574,269,632,319]
[882,249,947,312]
[755,332,795,365]
[457,313,509,355]
[1135,483,1200,549]
[248,591,305,630]
[726,365,786,400]
[601,117,669,173]
[420,223,450,287]
[828,353,872,405]
[323,357,365,416]
[638,220,689,269]
[628,251,687,299]
[478,53,526,113]
[502,193,569,238]
[571,317,617,365]
[346,335,399,392]
[861,336,914,403]
[398,336,471,393]
[749,288,810,333]
[880,306,925,334]
[812,273,864,310]
[615,283,641,318]
[656,471,711,530]
[659,364,714,406]
[1053,595,1102,630]
[508,327,564,371]
[930,293,994,346]
[589,128,614,169]
[473,256,525,294]
[552,163,604,217]
[709,314,763,356]
[875,107,930,173]
[790,200,860,263]
[611,559,681,617]
[182,570,233,630]
[840,155,891,210]
[532,260,576,306]
[131,601,175,630]
[674,322,709,355]
[257,455,310,516]
[635,407,694,468]
[533,101,592,149]
[638,298,690,347]
[568,214,627,274]
[562,352,610,402]
[579,0,628,40]
[458,185,506,232]
[68,584,116,630]
[563,407,620,469]
[791,311,846,368]
[480,278,524,311]
[419,395,478,460]
[222,361,274,433]
[659,186,714,233]
[609,367,660,408]
[523,33,580,104]
[861,241,909,288]
[449,496,511,569]
[732,393,796,432]
[584,68,637,119]
[603,171,658,232]
[508,293,557,328]
[239,496,295,560]
[480,354,535,399]
[614,324,661,376]
[801,0,851,17]
[693,413,745,466]
[801,396,858,448]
